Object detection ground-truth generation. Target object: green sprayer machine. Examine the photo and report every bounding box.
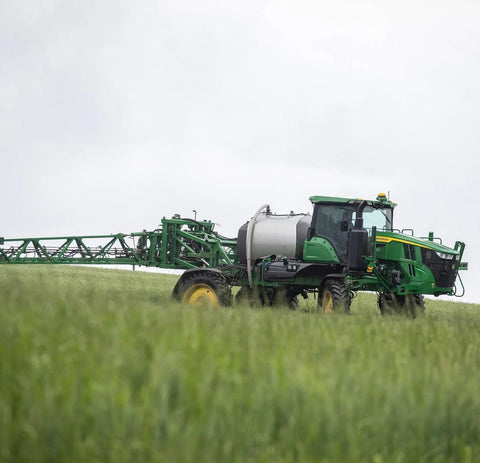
[0,193,468,315]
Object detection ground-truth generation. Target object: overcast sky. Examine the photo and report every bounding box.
[1,0,479,302]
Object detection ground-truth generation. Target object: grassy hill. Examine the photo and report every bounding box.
[1,265,479,462]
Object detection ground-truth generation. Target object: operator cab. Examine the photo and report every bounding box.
[309,194,395,265]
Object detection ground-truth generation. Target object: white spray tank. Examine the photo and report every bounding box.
[237,207,311,267]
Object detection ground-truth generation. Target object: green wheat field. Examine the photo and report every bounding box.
[1,265,479,463]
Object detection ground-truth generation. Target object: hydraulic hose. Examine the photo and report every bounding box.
[246,204,270,288]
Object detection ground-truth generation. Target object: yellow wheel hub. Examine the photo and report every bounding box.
[321,290,334,313]
[182,284,219,307]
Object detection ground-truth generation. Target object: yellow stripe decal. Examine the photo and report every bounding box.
[376,236,430,249]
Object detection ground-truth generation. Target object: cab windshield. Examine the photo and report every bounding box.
[362,205,393,232]
[314,204,393,235]
[313,203,393,261]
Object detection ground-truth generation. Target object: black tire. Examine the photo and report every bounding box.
[405,294,426,318]
[378,292,398,315]
[319,279,351,313]
[235,286,298,309]
[235,286,265,306]
[172,270,232,307]
[378,293,425,318]
[286,295,300,310]
[270,287,299,309]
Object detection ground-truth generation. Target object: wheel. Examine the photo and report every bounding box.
[405,294,426,318]
[235,287,298,309]
[172,270,231,307]
[378,292,397,315]
[270,288,299,309]
[235,286,264,306]
[319,279,351,313]
[286,295,299,310]
[377,293,425,318]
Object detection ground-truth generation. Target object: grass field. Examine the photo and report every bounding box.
[1,265,479,463]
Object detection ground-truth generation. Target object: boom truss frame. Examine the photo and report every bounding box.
[0,216,237,270]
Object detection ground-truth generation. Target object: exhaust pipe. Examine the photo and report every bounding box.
[354,200,368,229]
[348,201,369,270]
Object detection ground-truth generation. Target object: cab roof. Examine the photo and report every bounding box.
[309,194,396,208]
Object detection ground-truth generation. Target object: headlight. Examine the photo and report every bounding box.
[435,251,455,260]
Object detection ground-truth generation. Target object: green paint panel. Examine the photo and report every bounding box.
[303,237,339,264]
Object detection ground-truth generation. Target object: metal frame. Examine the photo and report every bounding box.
[0,216,237,270]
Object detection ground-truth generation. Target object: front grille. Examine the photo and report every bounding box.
[421,249,458,289]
